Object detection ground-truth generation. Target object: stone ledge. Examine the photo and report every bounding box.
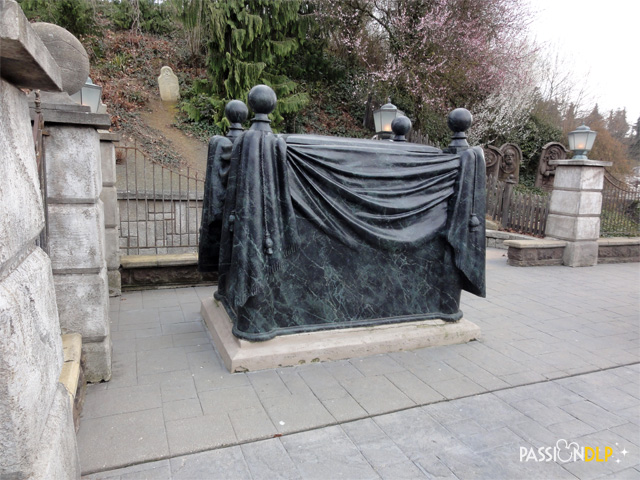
[121,252,198,268]
[505,236,639,266]
[504,238,568,249]
[98,129,121,142]
[201,296,481,373]
[549,159,613,167]
[30,106,111,129]
[598,238,640,264]
[505,238,567,267]
[120,253,216,290]
[486,229,540,250]
[59,333,82,403]
[597,237,640,246]
[0,0,63,90]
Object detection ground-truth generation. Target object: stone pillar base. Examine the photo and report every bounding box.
[107,269,122,297]
[201,296,481,373]
[563,240,599,267]
[83,337,112,383]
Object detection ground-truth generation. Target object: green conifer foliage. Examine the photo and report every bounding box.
[186,0,310,128]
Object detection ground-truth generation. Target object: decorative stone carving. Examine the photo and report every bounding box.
[158,66,180,102]
[483,145,502,180]
[535,142,570,191]
[499,143,522,183]
[31,22,90,95]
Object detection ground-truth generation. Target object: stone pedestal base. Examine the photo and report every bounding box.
[107,269,122,297]
[82,337,112,383]
[563,240,599,267]
[201,297,481,373]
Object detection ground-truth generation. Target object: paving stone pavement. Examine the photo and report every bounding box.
[79,249,640,479]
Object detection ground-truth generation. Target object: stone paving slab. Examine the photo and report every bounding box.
[83,366,639,479]
[79,249,640,477]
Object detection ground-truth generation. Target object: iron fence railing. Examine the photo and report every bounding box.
[600,172,640,237]
[116,145,205,255]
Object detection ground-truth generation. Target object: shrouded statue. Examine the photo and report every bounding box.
[199,85,486,341]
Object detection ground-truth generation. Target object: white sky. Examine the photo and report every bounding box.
[528,0,640,125]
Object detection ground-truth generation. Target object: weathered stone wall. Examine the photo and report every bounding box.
[597,238,640,264]
[100,130,122,296]
[45,123,113,382]
[0,3,79,474]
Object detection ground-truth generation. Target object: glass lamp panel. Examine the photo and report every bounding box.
[83,83,103,113]
[380,108,396,132]
[373,109,382,134]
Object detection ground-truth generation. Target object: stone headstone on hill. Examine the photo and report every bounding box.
[158,66,179,102]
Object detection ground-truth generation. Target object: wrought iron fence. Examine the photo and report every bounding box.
[600,172,640,237]
[116,145,204,255]
[486,175,550,237]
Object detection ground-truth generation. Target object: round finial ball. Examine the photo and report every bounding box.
[447,108,473,133]
[225,100,248,124]
[247,85,277,115]
[391,116,412,136]
[32,22,90,95]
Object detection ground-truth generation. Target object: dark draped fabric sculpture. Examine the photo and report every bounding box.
[198,100,247,272]
[201,86,486,341]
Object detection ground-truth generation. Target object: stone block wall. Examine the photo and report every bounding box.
[45,123,112,382]
[100,131,122,296]
[0,57,79,480]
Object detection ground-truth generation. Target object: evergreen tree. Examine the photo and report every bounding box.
[184,0,310,128]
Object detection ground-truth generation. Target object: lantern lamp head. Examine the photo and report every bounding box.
[373,98,404,139]
[568,124,597,160]
[70,77,103,113]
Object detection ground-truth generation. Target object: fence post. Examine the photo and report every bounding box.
[501,174,516,229]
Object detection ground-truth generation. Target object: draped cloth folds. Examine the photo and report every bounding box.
[217,133,486,314]
[198,135,232,272]
[284,136,460,250]
[217,129,299,308]
[447,146,486,297]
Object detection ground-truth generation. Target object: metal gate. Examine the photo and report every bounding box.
[116,145,205,255]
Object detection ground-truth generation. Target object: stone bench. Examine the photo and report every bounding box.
[503,238,568,266]
[597,237,640,264]
[504,237,640,266]
[486,229,538,250]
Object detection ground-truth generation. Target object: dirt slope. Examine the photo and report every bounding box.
[139,98,208,174]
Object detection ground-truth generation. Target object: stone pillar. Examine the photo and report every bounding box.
[43,108,113,382]
[99,130,122,296]
[0,1,79,478]
[545,159,612,267]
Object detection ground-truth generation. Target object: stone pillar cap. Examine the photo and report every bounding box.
[549,159,613,167]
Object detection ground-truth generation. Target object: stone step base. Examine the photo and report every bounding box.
[201,297,481,373]
[120,253,217,290]
[59,333,86,431]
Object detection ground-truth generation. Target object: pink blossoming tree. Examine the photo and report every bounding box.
[316,0,536,137]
